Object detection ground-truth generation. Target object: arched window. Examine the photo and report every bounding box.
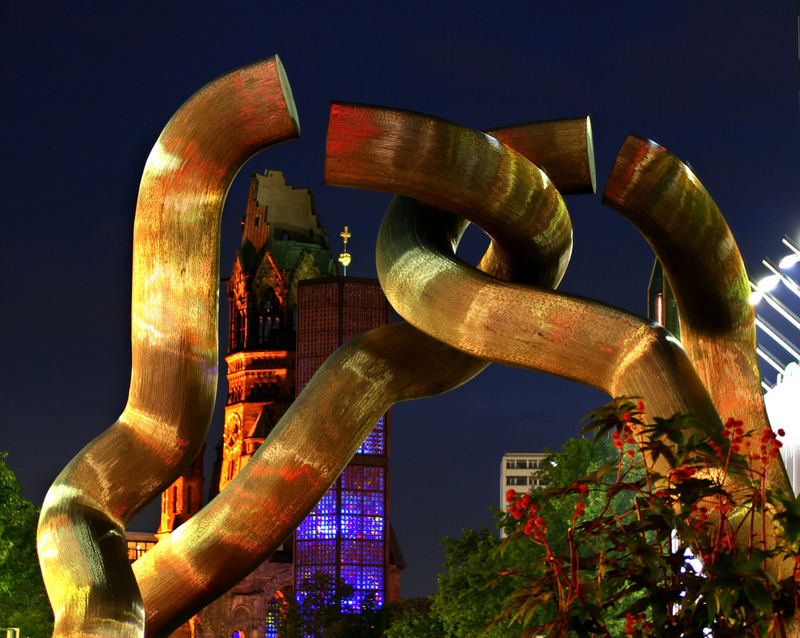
[238,309,247,348]
[230,606,250,638]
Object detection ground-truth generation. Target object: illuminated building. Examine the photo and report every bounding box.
[134,170,401,637]
[499,452,547,536]
[293,277,395,615]
[125,531,158,563]
[156,445,204,539]
[647,259,680,338]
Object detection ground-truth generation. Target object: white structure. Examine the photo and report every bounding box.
[765,362,800,494]
[752,235,800,494]
[499,452,548,512]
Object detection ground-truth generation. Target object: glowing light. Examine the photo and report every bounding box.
[780,253,800,269]
[757,274,781,292]
[763,260,800,297]
[749,291,763,305]
[655,293,664,326]
[295,462,386,615]
[144,140,181,176]
[781,237,800,269]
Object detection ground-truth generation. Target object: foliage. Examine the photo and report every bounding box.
[382,596,445,637]
[0,453,53,637]
[495,398,800,637]
[385,436,620,637]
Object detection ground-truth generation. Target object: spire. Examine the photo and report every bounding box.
[338,225,352,276]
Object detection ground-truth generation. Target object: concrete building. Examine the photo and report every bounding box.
[499,452,548,513]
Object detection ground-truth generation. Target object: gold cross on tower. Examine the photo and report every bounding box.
[338,225,352,276]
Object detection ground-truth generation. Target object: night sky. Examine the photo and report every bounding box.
[3,2,799,598]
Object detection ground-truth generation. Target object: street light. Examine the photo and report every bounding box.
[779,237,800,269]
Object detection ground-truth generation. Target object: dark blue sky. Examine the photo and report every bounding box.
[2,2,799,598]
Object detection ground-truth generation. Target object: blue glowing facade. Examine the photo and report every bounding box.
[294,277,392,615]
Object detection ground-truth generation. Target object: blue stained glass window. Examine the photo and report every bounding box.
[341,466,363,490]
[363,516,384,539]
[341,515,362,537]
[296,515,337,539]
[339,565,384,592]
[311,490,337,515]
[264,592,285,637]
[296,540,336,565]
[341,565,360,587]
[341,539,361,564]
[363,492,383,516]
[363,566,383,588]
[356,415,386,455]
[294,464,387,621]
[296,567,335,605]
[362,467,384,491]
[341,491,361,514]
[363,540,383,565]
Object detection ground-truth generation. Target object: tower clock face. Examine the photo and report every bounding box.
[225,414,242,451]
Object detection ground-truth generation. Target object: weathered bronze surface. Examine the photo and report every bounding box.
[37,57,299,637]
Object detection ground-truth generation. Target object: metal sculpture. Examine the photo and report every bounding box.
[37,56,300,637]
[37,59,792,637]
[133,112,590,637]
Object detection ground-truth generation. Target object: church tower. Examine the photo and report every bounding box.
[158,170,336,528]
[156,444,204,540]
[216,170,336,494]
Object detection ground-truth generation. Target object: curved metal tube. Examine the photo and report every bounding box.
[324,104,720,425]
[134,115,586,636]
[603,135,791,495]
[486,117,596,196]
[134,323,485,635]
[37,57,300,637]
[325,102,573,287]
[377,196,719,424]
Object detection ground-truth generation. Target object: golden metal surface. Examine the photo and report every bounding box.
[37,57,299,637]
[325,103,792,616]
[133,116,586,635]
[604,135,791,495]
[486,117,596,195]
[40,65,793,635]
[324,104,719,425]
[134,323,486,635]
[325,103,574,286]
